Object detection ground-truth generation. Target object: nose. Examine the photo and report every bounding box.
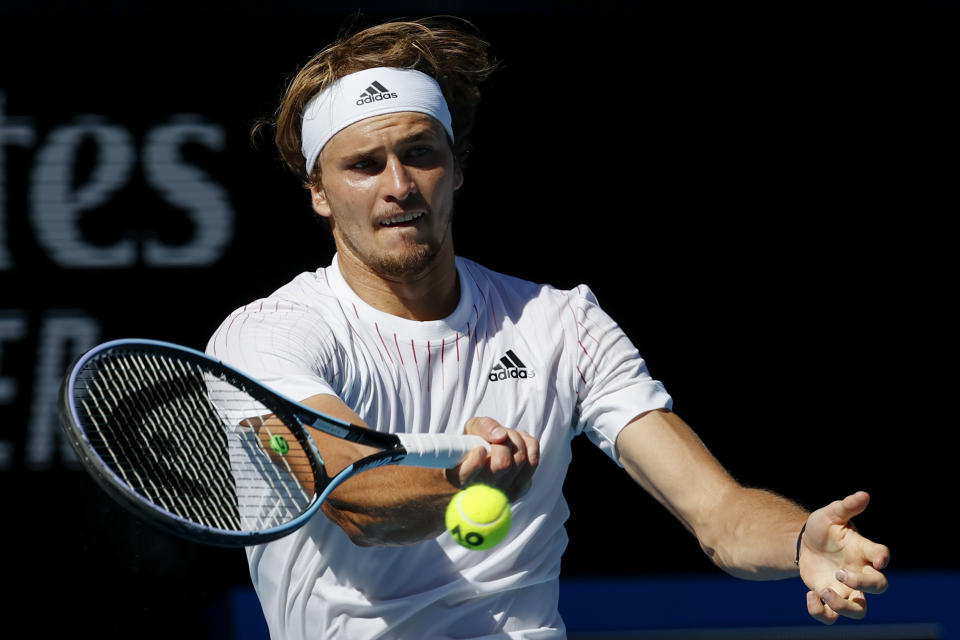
[383,155,417,201]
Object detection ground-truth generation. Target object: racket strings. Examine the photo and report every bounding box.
[203,384,319,530]
[235,414,317,523]
[74,349,320,534]
[206,391,319,530]
[125,356,238,530]
[194,366,320,523]
[79,353,243,531]
[141,355,246,529]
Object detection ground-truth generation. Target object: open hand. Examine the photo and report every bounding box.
[799,491,890,624]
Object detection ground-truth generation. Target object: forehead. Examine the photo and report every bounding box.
[324,112,446,155]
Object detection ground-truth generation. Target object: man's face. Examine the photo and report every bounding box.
[310,112,462,279]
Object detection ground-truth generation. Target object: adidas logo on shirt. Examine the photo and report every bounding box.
[488,350,534,382]
[356,81,398,105]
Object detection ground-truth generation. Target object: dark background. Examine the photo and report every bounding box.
[0,2,953,637]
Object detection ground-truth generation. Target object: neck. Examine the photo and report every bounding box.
[335,243,460,321]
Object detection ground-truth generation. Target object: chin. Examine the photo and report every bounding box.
[370,245,439,278]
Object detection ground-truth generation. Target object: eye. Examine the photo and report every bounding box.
[348,156,380,173]
[407,146,431,158]
[404,145,440,166]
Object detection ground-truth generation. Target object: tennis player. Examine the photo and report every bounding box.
[207,18,889,639]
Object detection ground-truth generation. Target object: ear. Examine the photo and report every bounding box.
[310,185,332,218]
[453,162,464,192]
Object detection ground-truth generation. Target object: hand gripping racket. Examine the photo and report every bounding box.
[59,339,488,547]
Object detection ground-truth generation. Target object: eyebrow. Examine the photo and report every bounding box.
[343,125,444,159]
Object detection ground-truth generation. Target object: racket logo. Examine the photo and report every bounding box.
[362,451,407,470]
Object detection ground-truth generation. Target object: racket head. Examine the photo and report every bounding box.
[60,339,328,547]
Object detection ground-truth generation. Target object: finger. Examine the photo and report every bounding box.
[519,431,539,467]
[487,426,535,474]
[464,417,509,444]
[865,540,891,571]
[461,418,539,498]
[822,491,871,524]
[837,565,888,594]
[505,429,533,469]
[447,445,488,488]
[820,587,867,620]
[806,590,838,625]
[488,439,519,474]
[507,434,539,499]
[461,417,512,478]
[486,440,535,500]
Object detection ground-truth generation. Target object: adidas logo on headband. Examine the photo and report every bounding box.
[357,81,398,106]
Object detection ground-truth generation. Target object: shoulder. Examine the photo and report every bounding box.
[455,259,612,354]
[206,269,345,359]
[226,268,346,321]
[457,257,596,309]
[269,268,343,311]
[457,257,541,295]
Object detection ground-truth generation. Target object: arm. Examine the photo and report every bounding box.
[616,409,888,622]
[301,393,538,547]
[616,409,805,579]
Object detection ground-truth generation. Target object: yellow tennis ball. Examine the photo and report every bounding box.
[446,484,511,550]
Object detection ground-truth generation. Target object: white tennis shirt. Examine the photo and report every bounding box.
[207,254,672,639]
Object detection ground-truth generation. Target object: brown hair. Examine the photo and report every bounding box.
[257,17,497,188]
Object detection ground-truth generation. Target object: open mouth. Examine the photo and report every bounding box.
[380,212,424,227]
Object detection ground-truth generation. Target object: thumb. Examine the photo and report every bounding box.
[821,491,870,525]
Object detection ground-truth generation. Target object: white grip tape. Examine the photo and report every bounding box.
[396,433,489,469]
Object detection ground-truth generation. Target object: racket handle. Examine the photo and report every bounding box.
[396,433,490,469]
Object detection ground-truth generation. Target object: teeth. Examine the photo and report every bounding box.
[381,212,423,226]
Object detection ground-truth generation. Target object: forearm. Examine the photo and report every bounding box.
[321,465,458,546]
[698,486,808,580]
[283,391,456,546]
[616,411,808,580]
[308,425,459,546]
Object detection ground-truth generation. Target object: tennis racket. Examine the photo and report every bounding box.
[59,338,488,547]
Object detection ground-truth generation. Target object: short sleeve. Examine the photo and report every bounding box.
[567,286,673,464]
[206,298,339,404]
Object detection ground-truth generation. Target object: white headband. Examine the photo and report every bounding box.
[301,67,454,176]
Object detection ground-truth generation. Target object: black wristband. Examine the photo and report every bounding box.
[795,523,807,567]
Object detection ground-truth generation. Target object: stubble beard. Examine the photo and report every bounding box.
[336,221,450,279]
[369,242,439,278]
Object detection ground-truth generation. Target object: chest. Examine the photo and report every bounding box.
[328,319,569,441]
